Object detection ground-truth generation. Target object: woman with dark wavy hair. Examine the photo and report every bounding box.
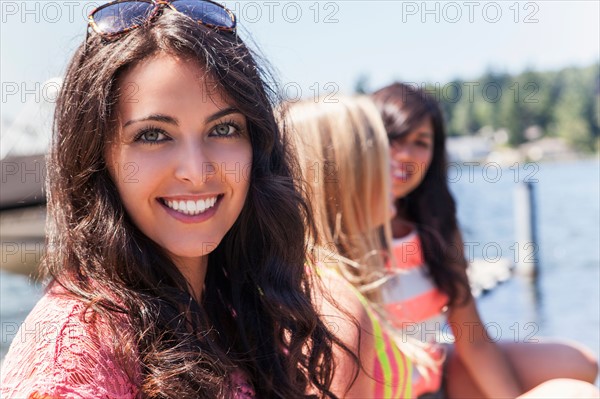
[372,82,598,398]
[0,2,360,398]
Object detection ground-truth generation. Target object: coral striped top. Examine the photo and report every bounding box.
[381,230,450,396]
[356,291,413,398]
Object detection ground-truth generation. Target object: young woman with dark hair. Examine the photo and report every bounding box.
[0,2,365,397]
[372,82,598,398]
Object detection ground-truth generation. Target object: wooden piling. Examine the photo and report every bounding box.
[514,181,539,279]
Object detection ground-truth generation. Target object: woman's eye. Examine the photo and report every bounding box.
[212,123,239,137]
[136,128,167,143]
[144,131,161,141]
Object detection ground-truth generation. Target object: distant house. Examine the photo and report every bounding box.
[0,78,60,209]
[446,135,493,163]
[519,137,578,162]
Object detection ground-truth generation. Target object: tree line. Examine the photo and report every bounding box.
[357,63,600,152]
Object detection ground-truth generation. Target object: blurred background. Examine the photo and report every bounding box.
[1,0,598,382]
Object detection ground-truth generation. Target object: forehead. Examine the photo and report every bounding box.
[390,116,434,141]
[410,117,434,136]
[116,53,232,117]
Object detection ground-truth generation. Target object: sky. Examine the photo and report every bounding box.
[1,0,599,122]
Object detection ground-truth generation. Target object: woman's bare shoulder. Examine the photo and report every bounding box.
[311,264,379,398]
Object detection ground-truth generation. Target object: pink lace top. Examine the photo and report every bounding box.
[0,284,256,399]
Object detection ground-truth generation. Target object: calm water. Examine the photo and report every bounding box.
[450,158,600,362]
[1,159,599,367]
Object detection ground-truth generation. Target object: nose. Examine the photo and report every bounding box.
[174,140,215,186]
[390,142,412,162]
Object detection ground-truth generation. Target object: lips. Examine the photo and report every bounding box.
[391,161,418,182]
[391,166,412,182]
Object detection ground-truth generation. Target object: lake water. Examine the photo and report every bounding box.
[451,158,600,364]
[1,158,599,373]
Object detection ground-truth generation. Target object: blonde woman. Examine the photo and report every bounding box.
[287,97,393,287]
[284,96,416,398]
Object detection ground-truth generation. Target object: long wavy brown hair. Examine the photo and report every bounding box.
[372,82,470,306]
[43,10,351,398]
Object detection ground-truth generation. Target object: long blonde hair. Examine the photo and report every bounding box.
[284,96,394,302]
[283,95,438,375]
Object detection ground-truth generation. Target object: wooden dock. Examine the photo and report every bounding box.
[0,206,45,278]
[468,258,514,297]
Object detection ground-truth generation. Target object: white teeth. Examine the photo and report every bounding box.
[393,170,408,179]
[164,197,219,215]
[187,200,196,212]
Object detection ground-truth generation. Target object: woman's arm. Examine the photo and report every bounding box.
[447,231,523,398]
[448,295,523,397]
[517,378,600,398]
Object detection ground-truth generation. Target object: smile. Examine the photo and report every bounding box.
[159,196,220,216]
[392,170,408,179]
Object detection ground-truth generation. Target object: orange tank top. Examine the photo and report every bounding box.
[381,230,450,396]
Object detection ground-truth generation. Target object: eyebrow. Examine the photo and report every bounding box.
[416,131,434,138]
[123,107,241,128]
[207,107,241,123]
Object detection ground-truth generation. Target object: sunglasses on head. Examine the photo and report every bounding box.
[87,0,236,40]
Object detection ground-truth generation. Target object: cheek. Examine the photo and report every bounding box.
[416,148,434,172]
[219,144,253,188]
[389,146,402,161]
[106,148,166,209]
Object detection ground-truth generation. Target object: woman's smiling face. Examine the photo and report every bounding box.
[106,53,252,273]
[389,117,434,200]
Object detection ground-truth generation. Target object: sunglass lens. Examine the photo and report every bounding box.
[93,1,155,35]
[171,0,235,30]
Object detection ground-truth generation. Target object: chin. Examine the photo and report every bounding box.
[161,239,221,258]
[393,189,409,201]
[394,183,419,200]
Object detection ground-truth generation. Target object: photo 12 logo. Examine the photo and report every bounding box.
[404,81,539,104]
[400,1,540,24]
[1,1,104,24]
[401,321,540,343]
[2,79,62,105]
[221,1,340,24]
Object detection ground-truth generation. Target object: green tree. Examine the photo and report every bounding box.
[549,66,596,151]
